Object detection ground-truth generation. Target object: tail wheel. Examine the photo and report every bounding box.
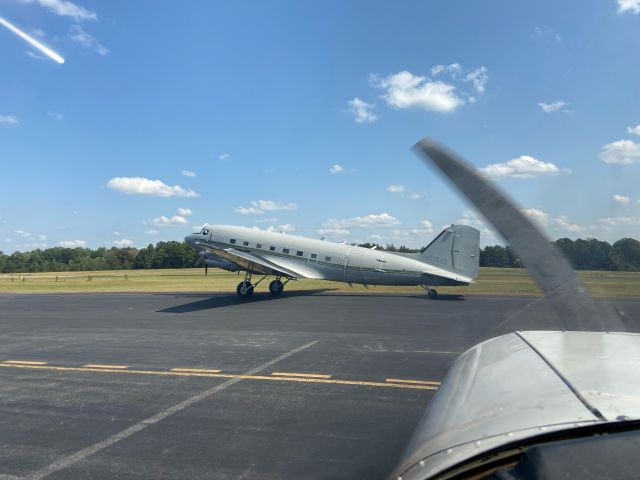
[269,279,284,296]
[237,281,254,299]
[428,288,438,299]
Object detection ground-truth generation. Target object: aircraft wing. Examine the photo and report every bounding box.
[194,242,317,279]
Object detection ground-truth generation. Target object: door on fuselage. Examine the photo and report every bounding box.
[346,249,365,283]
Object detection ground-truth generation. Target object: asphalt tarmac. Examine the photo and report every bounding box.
[1,292,639,480]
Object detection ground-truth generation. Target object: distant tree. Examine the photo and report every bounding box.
[610,238,640,271]
[480,245,510,267]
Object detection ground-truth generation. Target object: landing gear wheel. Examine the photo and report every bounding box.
[237,281,254,299]
[269,279,284,296]
[428,288,438,299]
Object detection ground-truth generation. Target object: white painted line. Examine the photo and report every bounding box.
[21,340,318,480]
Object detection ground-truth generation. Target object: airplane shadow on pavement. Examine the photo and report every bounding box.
[157,290,464,313]
[157,289,338,313]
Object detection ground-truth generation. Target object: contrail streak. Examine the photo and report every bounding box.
[0,16,64,64]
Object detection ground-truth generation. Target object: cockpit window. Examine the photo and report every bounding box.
[202,229,209,235]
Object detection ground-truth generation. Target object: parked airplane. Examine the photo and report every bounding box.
[184,224,479,298]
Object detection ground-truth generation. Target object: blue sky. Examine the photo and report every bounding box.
[1,0,639,252]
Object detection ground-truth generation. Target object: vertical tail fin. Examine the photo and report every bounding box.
[420,225,480,279]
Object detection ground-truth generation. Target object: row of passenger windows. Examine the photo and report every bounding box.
[229,239,331,262]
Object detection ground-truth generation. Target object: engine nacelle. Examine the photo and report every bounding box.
[203,255,238,272]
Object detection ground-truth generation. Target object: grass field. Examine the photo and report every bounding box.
[0,267,638,298]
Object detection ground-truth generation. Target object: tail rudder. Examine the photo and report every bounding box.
[420,225,480,279]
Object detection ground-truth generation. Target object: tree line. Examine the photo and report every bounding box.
[0,241,197,273]
[0,237,638,273]
[365,237,640,271]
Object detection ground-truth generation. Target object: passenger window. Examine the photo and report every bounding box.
[283,248,290,254]
[257,243,262,249]
[296,251,303,257]
[311,253,317,259]
[243,241,249,246]
[269,246,276,251]
[325,256,331,262]
[230,239,236,244]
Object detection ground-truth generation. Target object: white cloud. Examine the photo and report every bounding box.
[15,229,31,238]
[329,164,344,174]
[371,71,464,113]
[479,155,566,178]
[431,63,462,77]
[254,217,278,224]
[68,24,108,55]
[387,185,406,193]
[463,66,489,94]
[522,208,586,233]
[409,192,424,199]
[627,124,640,136]
[176,207,192,216]
[253,200,296,211]
[235,207,263,215]
[235,200,297,215]
[613,194,630,205]
[538,100,569,113]
[323,213,400,229]
[347,97,377,123]
[219,153,230,161]
[145,215,189,226]
[420,220,433,231]
[38,234,47,241]
[58,239,87,248]
[318,228,350,236]
[0,115,19,125]
[618,0,640,14]
[598,216,640,226]
[599,139,640,164]
[265,224,295,233]
[21,0,97,21]
[181,169,196,177]
[144,229,159,234]
[107,177,199,197]
[113,239,134,247]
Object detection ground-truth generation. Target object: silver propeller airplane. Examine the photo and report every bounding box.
[185,223,479,298]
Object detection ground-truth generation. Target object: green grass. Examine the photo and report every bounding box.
[1,267,638,298]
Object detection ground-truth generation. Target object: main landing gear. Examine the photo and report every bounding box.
[422,284,438,299]
[268,278,284,296]
[236,272,288,299]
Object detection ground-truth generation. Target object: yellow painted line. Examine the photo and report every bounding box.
[171,368,222,373]
[271,372,332,379]
[83,364,129,370]
[3,360,48,365]
[385,378,441,386]
[0,363,438,391]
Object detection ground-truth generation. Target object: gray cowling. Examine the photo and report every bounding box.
[203,256,238,272]
[419,225,480,279]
